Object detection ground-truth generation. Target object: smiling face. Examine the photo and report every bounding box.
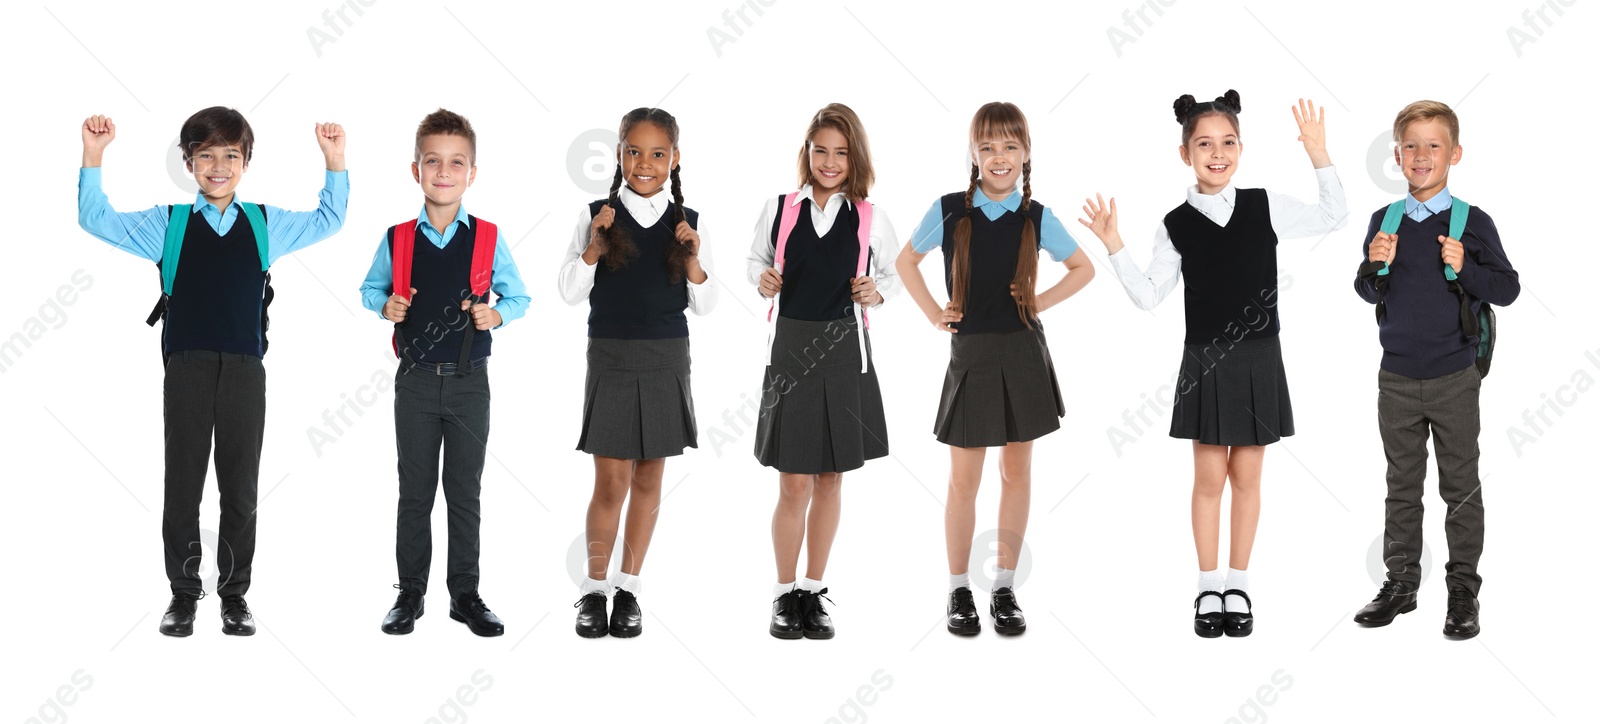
[1180,114,1241,194]
[618,122,678,198]
[186,144,247,206]
[971,134,1028,200]
[808,126,850,196]
[411,133,476,207]
[1394,117,1461,202]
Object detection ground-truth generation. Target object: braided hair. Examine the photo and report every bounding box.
[602,107,692,282]
[951,101,1040,328]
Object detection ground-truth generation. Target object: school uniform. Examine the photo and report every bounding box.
[557,185,719,460]
[745,186,900,473]
[77,167,349,595]
[908,188,1078,448]
[1108,166,1347,446]
[1354,189,1519,598]
[359,205,530,599]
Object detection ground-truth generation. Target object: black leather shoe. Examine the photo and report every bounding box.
[1353,580,1418,627]
[990,587,1026,636]
[159,591,203,637]
[220,594,256,636]
[1222,589,1253,637]
[947,587,980,636]
[610,590,642,638]
[799,588,836,640]
[1443,587,1480,640]
[449,593,504,637]
[1194,591,1225,638]
[770,589,803,639]
[574,592,609,638]
[381,584,425,635]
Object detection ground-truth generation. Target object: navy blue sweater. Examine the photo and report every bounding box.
[1354,203,1519,379]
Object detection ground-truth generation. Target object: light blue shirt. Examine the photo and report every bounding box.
[77,167,349,264]
[359,205,531,328]
[908,187,1079,262]
[1405,187,1452,223]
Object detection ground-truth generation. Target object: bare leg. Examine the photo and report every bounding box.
[1191,442,1230,571]
[618,458,665,575]
[803,473,843,581]
[945,446,988,575]
[995,441,1034,573]
[1226,445,1265,570]
[772,473,814,584]
[585,455,633,581]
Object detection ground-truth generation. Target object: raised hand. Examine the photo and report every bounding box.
[315,122,346,171]
[82,115,116,167]
[1077,193,1123,254]
[1291,98,1331,168]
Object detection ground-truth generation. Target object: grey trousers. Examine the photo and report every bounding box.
[1377,364,1485,596]
[393,363,490,598]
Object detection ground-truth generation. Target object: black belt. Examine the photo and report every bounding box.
[401,356,488,376]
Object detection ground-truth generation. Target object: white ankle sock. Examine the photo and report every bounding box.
[774,581,796,598]
[1225,568,1250,612]
[580,576,611,597]
[1198,569,1225,614]
[611,572,642,596]
[949,573,971,593]
[800,577,825,593]
[992,567,1016,592]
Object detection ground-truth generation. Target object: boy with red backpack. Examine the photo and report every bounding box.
[359,109,529,637]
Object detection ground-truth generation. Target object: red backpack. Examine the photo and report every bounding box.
[389,217,497,370]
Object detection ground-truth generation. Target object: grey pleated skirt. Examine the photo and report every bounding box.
[1169,335,1294,446]
[934,327,1064,448]
[754,316,889,474]
[578,337,697,460]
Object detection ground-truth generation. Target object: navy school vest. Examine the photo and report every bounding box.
[769,195,871,322]
[937,191,1048,335]
[389,217,494,363]
[1162,188,1281,347]
[585,198,698,339]
[161,205,271,358]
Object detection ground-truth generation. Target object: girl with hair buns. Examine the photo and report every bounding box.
[747,103,901,640]
[897,101,1095,637]
[557,107,719,639]
[1077,91,1347,638]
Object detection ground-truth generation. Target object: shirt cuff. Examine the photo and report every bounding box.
[325,169,349,187]
[1313,164,1339,179]
[80,167,103,185]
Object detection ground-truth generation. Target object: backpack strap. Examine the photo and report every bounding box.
[1444,197,1469,282]
[453,217,498,374]
[1374,200,1406,277]
[389,220,417,358]
[851,200,874,373]
[766,192,803,324]
[147,204,192,326]
[240,202,270,272]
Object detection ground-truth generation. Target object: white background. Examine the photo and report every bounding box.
[3,0,1594,722]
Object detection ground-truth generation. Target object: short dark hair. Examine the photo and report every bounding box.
[179,106,254,163]
[414,108,476,163]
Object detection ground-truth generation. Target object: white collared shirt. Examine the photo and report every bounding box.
[556,184,719,314]
[744,184,901,306]
[1107,165,1348,310]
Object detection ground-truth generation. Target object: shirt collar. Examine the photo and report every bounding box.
[192,194,242,215]
[1185,183,1237,213]
[972,187,1022,213]
[414,204,471,231]
[1406,187,1452,216]
[620,184,673,216]
[793,184,853,211]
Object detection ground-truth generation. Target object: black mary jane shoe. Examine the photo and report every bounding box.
[1222,589,1253,638]
[574,591,609,638]
[1194,591,1225,638]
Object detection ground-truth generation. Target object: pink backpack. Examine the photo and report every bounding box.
[766,191,874,373]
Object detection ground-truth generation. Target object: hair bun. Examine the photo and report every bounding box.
[1216,89,1242,113]
[1172,94,1197,123]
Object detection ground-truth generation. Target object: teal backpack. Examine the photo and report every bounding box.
[145,203,274,354]
[1372,197,1495,378]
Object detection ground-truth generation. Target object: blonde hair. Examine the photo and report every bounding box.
[1393,100,1460,147]
[796,103,874,201]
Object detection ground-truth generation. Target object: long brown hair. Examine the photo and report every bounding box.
[603,107,693,283]
[951,101,1038,327]
[795,103,874,202]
